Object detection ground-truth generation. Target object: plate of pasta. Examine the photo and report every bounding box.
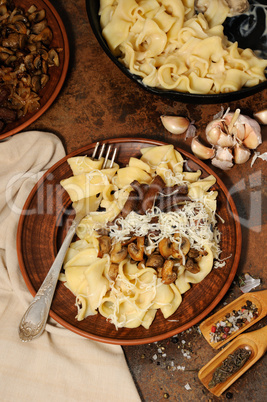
[87,0,267,103]
[17,138,242,345]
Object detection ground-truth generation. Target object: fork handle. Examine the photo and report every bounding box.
[18,221,77,342]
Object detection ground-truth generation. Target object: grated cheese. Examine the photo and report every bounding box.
[109,202,221,258]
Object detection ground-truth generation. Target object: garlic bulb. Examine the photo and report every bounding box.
[201,108,263,170]
[253,109,267,125]
[161,115,190,135]
[191,137,215,160]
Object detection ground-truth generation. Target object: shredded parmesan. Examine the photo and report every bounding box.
[109,202,221,258]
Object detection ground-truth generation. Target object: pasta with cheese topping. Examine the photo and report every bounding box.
[60,144,222,329]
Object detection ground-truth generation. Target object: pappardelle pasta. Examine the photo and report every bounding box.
[98,0,267,94]
[60,144,223,329]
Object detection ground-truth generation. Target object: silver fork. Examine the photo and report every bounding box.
[18,142,117,342]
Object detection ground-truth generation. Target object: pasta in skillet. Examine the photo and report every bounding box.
[98,0,267,94]
[60,145,222,329]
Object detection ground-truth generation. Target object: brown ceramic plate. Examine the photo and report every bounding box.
[17,138,242,345]
[0,0,69,140]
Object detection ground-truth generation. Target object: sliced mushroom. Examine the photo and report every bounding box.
[110,242,128,264]
[98,235,112,258]
[31,75,41,93]
[48,48,59,66]
[28,9,46,23]
[141,175,165,213]
[172,235,190,259]
[8,21,28,34]
[34,27,53,45]
[185,257,200,274]
[2,33,20,48]
[33,54,42,69]
[188,247,208,261]
[158,238,173,259]
[146,253,164,269]
[119,190,139,219]
[32,19,48,35]
[162,260,177,284]
[128,237,145,261]
[108,263,119,281]
[24,53,34,70]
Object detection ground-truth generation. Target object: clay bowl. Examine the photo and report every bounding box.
[86,0,267,104]
[0,0,69,140]
[17,138,242,345]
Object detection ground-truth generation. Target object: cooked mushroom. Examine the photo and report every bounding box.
[32,19,48,35]
[128,237,145,261]
[158,238,173,259]
[146,253,164,269]
[185,257,200,274]
[0,2,61,132]
[34,27,53,45]
[28,9,46,23]
[172,235,190,259]
[108,263,119,281]
[141,175,165,213]
[31,75,41,93]
[98,235,112,258]
[110,242,128,264]
[162,260,177,284]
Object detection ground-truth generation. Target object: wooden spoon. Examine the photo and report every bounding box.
[199,289,267,349]
[198,325,267,396]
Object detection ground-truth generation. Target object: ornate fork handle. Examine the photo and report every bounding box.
[18,218,80,342]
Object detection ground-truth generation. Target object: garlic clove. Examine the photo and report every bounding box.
[217,132,235,148]
[234,144,251,164]
[237,114,262,149]
[211,157,233,170]
[211,146,233,170]
[191,136,215,160]
[161,115,190,135]
[215,146,233,162]
[243,124,262,149]
[234,123,246,141]
[205,124,221,145]
[253,109,267,125]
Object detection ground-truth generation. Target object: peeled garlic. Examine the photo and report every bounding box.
[191,137,215,160]
[253,109,267,125]
[234,144,251,164]
[161,115,190,135]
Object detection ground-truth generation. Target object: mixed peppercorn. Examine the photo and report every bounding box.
[210,300,258,343]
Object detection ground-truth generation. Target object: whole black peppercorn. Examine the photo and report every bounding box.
[226,391,233,399]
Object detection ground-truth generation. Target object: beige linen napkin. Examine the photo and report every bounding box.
[0,131,141,402]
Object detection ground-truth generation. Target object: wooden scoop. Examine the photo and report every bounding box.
[199,289,267,349]
[198,325,267,396]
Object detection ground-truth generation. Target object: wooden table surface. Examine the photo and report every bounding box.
[27,1,267,400]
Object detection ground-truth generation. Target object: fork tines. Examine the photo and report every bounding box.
[92,142,117,168]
